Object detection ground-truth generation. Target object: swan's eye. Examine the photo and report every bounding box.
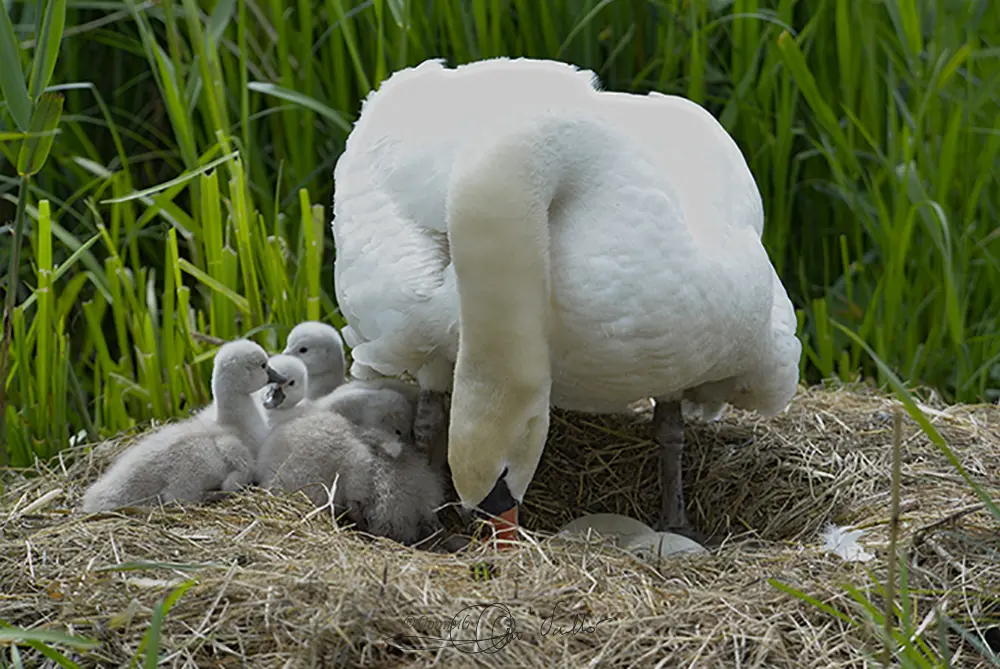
[394,429,403,437]
[289,380,295,386]
[299,346,308,354]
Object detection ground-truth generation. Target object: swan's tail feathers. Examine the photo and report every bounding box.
[746,270,802,417]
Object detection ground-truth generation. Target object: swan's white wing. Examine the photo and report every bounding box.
[596,90,765,240]
[333,136,456,378]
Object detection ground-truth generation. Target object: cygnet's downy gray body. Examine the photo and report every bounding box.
[81,340,288,512]
[257,410,444,546]
[316,381,418,446]
[261,354,313,427]
[282,321,347,399]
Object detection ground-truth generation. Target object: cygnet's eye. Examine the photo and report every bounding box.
[260,363,267,369]
[394,429,403,437]
[299,346,308,354]
[289,380,296,386]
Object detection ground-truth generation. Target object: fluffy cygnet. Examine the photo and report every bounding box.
[317,381,417,448]
[282,321,347,399]
[256,411,444,546]
[261,354,313,427]
[81,340,288,512]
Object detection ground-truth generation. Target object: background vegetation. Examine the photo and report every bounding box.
[1,0,999,468]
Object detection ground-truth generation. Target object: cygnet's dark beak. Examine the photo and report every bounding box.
[262,384,285,409]
[474,469,519,547]
[266,365,288,385]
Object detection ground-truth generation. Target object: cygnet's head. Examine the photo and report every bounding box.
[212,339,289,397]
[282,321,346,381]
[372,391,416,444]
[262,354,308,410]
[352,393,417,460]
[329,385,416,444]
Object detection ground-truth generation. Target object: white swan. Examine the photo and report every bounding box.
[81,340,288,512]
[331,57,801,539]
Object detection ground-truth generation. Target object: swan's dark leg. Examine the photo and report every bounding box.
[653,397,688,532]
[415,389,450,473]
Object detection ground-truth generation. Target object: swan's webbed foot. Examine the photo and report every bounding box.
[415,389,450,473]
[653,398,689,533]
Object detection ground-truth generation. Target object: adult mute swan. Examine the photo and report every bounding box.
[331,57,801,541]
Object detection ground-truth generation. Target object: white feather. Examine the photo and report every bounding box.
[820,523,876,563]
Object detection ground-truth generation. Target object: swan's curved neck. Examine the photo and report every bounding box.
[446,115,591,504]
[448,126,560,391]
[215,390,268,454]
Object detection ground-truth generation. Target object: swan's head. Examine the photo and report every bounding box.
[212,340,288,397]
[262,354,307,410]
[447,369,551,542]
[283,321,346,382]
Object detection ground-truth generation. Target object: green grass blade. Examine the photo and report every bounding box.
[941,613,1000,667]
[99,151,239,204]
[776,30,859,176]
[133,579,196,669]
[0,0,31,131]
[768,579,860,627]
[16,92,63,177]
[28,0,67,100]
[23,640,82,669]
[299,189,322,322]
[247,82,353,133]
[35,200,54,442]
[176,259,251,314]
[0,628,99,649]
[0,129,59,142]
[207,0,237,44]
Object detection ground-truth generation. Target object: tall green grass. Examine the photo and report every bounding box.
[0,0,998,468]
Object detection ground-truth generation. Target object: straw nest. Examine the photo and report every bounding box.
[2,384,999,668]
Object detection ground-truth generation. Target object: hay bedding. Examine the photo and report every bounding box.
[1,385,998,668]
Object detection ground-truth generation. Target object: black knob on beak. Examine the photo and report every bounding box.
[475,468,517,519]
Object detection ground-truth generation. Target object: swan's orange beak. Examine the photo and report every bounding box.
[475,472,519,549]
[488,506,519,548]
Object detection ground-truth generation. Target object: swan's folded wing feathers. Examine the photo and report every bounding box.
[598,90,765,240]
[334,141,458,375]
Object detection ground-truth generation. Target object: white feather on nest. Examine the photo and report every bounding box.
[820,524,876,562]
